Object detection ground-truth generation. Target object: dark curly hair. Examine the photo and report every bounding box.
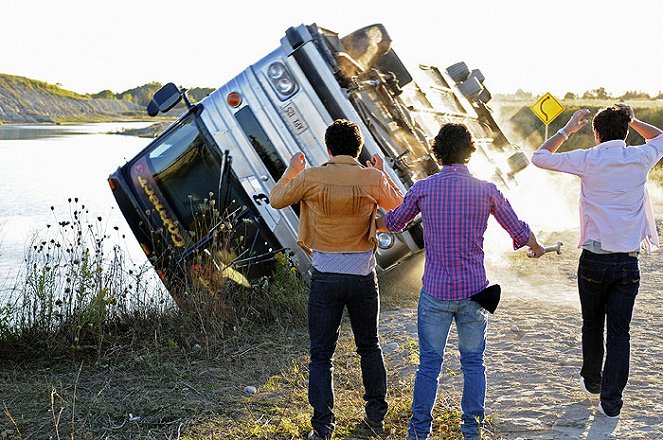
[431,123,476,165]
[324,119,364,157]
[592,106,630,142]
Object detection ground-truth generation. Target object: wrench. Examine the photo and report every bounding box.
[527,241,563,258]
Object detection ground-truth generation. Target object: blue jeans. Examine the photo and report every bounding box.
[578,250,639,417]
[307,269,388,438]
[408,290,488,440]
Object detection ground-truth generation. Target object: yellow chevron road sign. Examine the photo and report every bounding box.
[530,93,564,126]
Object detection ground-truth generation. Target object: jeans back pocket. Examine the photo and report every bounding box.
[578,264,606,295]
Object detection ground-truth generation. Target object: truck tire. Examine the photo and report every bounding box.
[457,77,483,100]
[470,69,485,84]
[507,151,530,174]
[445,61,470,83]
[478,88,492,104]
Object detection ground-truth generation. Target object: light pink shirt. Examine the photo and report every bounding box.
[531,134,663,252]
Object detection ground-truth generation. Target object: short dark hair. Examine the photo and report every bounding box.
[431,123,476,165]
[324,119,363,157]
[592,106,630,142]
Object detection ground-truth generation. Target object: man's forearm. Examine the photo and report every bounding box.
[630,118,663,140]
[537,109,590,153]
[538,130,567,153]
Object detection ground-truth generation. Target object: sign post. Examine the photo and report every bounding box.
[530,93,564,139]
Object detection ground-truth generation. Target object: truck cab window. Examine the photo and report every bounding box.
[139,117,222,241]
[234,107,286,182]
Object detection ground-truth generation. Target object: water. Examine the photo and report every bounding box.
[0,122,155,292]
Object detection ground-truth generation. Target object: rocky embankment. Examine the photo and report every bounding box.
[0,74,142,123]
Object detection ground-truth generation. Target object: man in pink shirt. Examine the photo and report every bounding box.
[531,104,663,418]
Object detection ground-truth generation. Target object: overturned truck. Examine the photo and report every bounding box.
[108,23,529,304]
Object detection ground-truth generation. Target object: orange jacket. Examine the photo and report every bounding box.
[270,155,403,255]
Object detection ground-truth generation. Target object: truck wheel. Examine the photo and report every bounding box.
[507,151,530,174]
[445,61,470,83]
[470,69,485,84]
[457,77,482,100]
[478,88,492,104]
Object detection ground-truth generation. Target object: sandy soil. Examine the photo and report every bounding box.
[377,222,663,439]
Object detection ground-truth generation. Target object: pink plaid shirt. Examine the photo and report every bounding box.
[385,164,531,300]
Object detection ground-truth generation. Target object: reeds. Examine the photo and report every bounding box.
[0,198,308,360]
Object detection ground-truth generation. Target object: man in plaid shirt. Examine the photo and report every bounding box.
[381,123,544,440]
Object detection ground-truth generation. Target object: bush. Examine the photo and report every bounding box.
[0,198,308,360]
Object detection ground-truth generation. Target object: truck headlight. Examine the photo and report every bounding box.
[266,61,297,97]
[377,232,395,249]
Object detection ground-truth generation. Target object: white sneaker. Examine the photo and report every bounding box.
[597,402,620,419]
[579,375,600,399]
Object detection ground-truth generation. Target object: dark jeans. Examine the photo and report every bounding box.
[578,250,640,416]
[308,269,388,438]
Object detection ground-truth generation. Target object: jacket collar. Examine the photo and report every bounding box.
[323,155,362,166]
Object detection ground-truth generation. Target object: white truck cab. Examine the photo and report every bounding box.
[108,23,528,304]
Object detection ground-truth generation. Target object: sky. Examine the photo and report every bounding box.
[2,0,662,98]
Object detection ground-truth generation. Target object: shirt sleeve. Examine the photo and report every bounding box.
[637,133,663,168]
[490,185,531,250]
[377,173,404,211]
[269,171,306,209]
[384,181,421,232]
[531,148,589,176]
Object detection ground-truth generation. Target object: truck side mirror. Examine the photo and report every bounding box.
[375,49,413,88]
[147,101,159,117]
[146,82,182,116]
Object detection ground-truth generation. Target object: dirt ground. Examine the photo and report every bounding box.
[378,223,663,439]
[2,201,661,439]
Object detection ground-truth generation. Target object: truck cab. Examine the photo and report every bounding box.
[108,23,528,304]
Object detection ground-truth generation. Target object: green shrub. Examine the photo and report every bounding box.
[0,198,308,360]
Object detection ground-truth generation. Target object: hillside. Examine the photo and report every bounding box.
[0,74,146,123]
[0,74,214,124]
[492,97,663,153]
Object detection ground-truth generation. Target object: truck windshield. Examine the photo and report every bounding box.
[138,117,222,243]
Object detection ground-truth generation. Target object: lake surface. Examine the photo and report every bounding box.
[0,123,155,291]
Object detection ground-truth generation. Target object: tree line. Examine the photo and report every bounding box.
[504,88,663,101]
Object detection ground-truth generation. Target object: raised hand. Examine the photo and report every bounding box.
[366,154,384,171]
[289,152,306,173]
[564,109,591,134]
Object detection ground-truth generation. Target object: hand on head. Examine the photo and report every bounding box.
[615,103,635,122]
[564,109,591,134]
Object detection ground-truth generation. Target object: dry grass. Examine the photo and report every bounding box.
[0,201,484,439]
[0,322,479,440]
[650,165,663,184]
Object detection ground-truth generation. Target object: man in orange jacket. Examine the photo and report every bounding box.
[270,119,403,439]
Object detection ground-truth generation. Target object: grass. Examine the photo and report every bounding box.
[0,199,482,439]
[0,199,481,439]
[493,98,663,154]
[650,165,663,184]
[0,74,90,100]
[0,324,477,439]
